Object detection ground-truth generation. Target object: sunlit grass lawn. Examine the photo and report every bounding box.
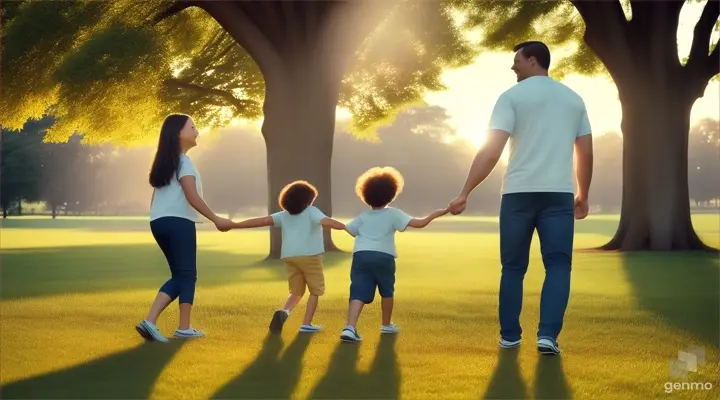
[1,214,718,399]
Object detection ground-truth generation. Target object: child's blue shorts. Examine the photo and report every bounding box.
[349,250,396,304]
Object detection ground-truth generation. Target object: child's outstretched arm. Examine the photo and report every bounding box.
[231,216,274,229]
[320,218,345,230]
[309,206,345,231]
[407,208,450,229]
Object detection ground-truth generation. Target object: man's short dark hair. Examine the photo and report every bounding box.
[278,180,318,215]
[514,41,551,70]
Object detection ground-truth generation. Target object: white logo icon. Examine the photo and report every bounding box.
[669,345,706,378]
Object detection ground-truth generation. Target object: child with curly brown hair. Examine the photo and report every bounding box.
[231,180,345,334]
[340,167,449,343]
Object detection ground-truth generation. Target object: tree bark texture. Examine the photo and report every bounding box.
[603,83,711,250]
[262,58,342,259]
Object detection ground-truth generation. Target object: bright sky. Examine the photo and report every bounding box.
[424,1,720,147]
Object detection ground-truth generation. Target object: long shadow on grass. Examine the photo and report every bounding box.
[0,341,183,399]
[212,333,312,398]
[309,335,400,399]
[1,244,350,300]
[534,356,572,399]
[482,348,528,399]
[621,252,720,349]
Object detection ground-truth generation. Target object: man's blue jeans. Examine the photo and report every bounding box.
[498,192,574,342]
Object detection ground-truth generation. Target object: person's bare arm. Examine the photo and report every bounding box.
[232,216,274,229]
[407,208,449,229]
[459,130,510,197]
[575,134,593,200]
[320,218,345,230]
[179,176,220,223]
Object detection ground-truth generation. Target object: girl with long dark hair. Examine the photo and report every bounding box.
[136,114,233,342]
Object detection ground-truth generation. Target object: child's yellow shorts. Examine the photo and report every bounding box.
[283,254,325,296]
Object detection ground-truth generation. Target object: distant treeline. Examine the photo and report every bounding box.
[1,107,718,218]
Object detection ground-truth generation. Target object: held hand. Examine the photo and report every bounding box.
[448,195,468,215]
[430,207,450,220]
[213,217,234,232]
[574,195,589,220]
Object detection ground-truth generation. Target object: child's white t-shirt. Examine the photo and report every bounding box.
[271,206,327,259]
[150,154,203,223]
[345,207,413,258]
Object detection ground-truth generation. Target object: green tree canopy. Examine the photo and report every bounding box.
[452,0,718,82]
[1,0,475,143]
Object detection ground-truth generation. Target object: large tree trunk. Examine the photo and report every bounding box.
[262,61,342,259]
[573,0,719,252]
[600,81,712,251]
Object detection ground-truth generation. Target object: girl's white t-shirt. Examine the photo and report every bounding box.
[149,154,203,223]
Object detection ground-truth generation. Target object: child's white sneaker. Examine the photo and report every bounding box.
[381,323,400,334]
[299,324,322,333]
[340,326,362,343]
[174,328,205,338]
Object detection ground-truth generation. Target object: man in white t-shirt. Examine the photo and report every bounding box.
[448,41,594,356]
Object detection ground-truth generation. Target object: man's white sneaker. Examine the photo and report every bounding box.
[381,324,400,334]
[340,326,362,343]
[136,320,169,343]
[537,338,561,355]
[499,338,522,349]
[299,324,322,333]
[174,328,205,338]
